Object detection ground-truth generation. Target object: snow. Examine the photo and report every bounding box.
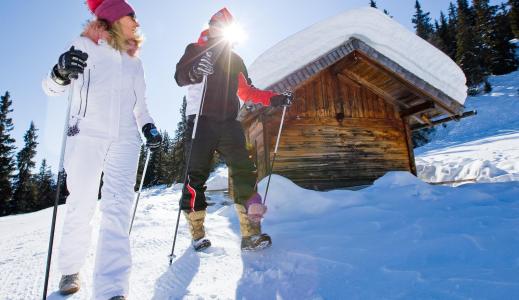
[205,166,229,191]
[2,45,519,300]
[249,7,467,105]
[2,172,519,299]
[416,69,519,185]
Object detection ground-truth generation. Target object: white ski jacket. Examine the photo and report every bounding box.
[42,36,154,140]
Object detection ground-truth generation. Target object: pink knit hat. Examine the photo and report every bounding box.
[87,0,135,24]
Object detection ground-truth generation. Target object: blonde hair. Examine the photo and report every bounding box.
[82,19,143,56]
[108,20,144,53]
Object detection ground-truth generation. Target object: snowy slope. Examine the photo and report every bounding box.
[249,7,467,105]
[416,70,519,185]
[2,52,519,300]
[2,172,519,299]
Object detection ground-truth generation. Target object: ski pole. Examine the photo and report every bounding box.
[169,52,212,264]
[42,81,74,300]
[129,148,152,235]
[263,104,288,206]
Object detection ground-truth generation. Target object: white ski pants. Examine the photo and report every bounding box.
[58,134,141,300]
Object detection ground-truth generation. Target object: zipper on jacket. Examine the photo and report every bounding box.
[83,69,91,117]
[78,72,85,115]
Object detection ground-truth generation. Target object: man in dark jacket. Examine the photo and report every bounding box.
[175,8,292,251]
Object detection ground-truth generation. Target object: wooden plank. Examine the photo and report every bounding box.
[402,116,417,175]
[338,71,402,115]
[305,81,315,117]
[328,70,342,119]
[353,50,460,115]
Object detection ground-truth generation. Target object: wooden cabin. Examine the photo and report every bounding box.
[235,8,468,191]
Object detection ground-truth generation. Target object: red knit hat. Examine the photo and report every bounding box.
[209,8,234,25]
[87,0,135,24]
[198,29,210,46]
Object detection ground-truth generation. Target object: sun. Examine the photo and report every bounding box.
[222,22,248,45]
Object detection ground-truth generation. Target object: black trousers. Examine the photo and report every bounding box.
[180,115,257,212]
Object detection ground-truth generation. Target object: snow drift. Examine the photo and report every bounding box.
[416,69,519,185]
[2,172,519,299]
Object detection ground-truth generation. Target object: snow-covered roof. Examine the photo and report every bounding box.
[249,7,467,105]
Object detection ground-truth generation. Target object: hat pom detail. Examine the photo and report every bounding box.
[87,0,104,13]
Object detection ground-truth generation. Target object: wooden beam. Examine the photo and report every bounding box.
[420,114,433,126]
[399,101,436,117]
[353,51,460,116]
[336,70,361,89]
[411,110,477,131]
[331,52,359,75]
[402,117,417,175]
[337,71,402,112]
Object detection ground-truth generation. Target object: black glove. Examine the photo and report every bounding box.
[189,51,214,83]
[51,46,89,85]
[142,123,162,150]
[269,91,294,107]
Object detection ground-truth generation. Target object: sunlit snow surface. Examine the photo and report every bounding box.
[416,70,519,186]
[2,52,519,300]
[1,171,519,299]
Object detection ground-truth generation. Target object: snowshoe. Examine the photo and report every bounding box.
[192,237,212,252]
[241,233,272,251]
[59,273,80,295]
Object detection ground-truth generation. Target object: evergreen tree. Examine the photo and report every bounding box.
[456,0,486,86]
[429,19,448,53]
[135,130,174,188]
[436,10,457,59]
[493,4,518,74]
[135,145,147,189]
[160,131,174,184]
[412,0,434,40]
[458,0,476,25]
[148,140,163,187]
[412,127,435,148]
[368,0,391,17]
[12,122,39,213]
[149,130,173,187]
[447,2,459,59]
[35,159,55,210]
[171,97,188,183]
[474,0,500,74]
[509,0,519,37]
[0,92,16,216]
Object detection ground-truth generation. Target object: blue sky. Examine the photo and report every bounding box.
[0,0,503,171]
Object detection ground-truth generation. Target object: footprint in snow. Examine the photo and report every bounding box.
[198,247,226,257]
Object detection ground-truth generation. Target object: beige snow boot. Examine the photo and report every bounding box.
[184,210,211,251]
[59,273,80,295]
[235,204,272,251]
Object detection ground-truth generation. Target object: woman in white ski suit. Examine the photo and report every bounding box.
[42,0,160,299]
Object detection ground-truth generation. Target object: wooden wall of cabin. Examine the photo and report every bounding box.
[243,68,416,190]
